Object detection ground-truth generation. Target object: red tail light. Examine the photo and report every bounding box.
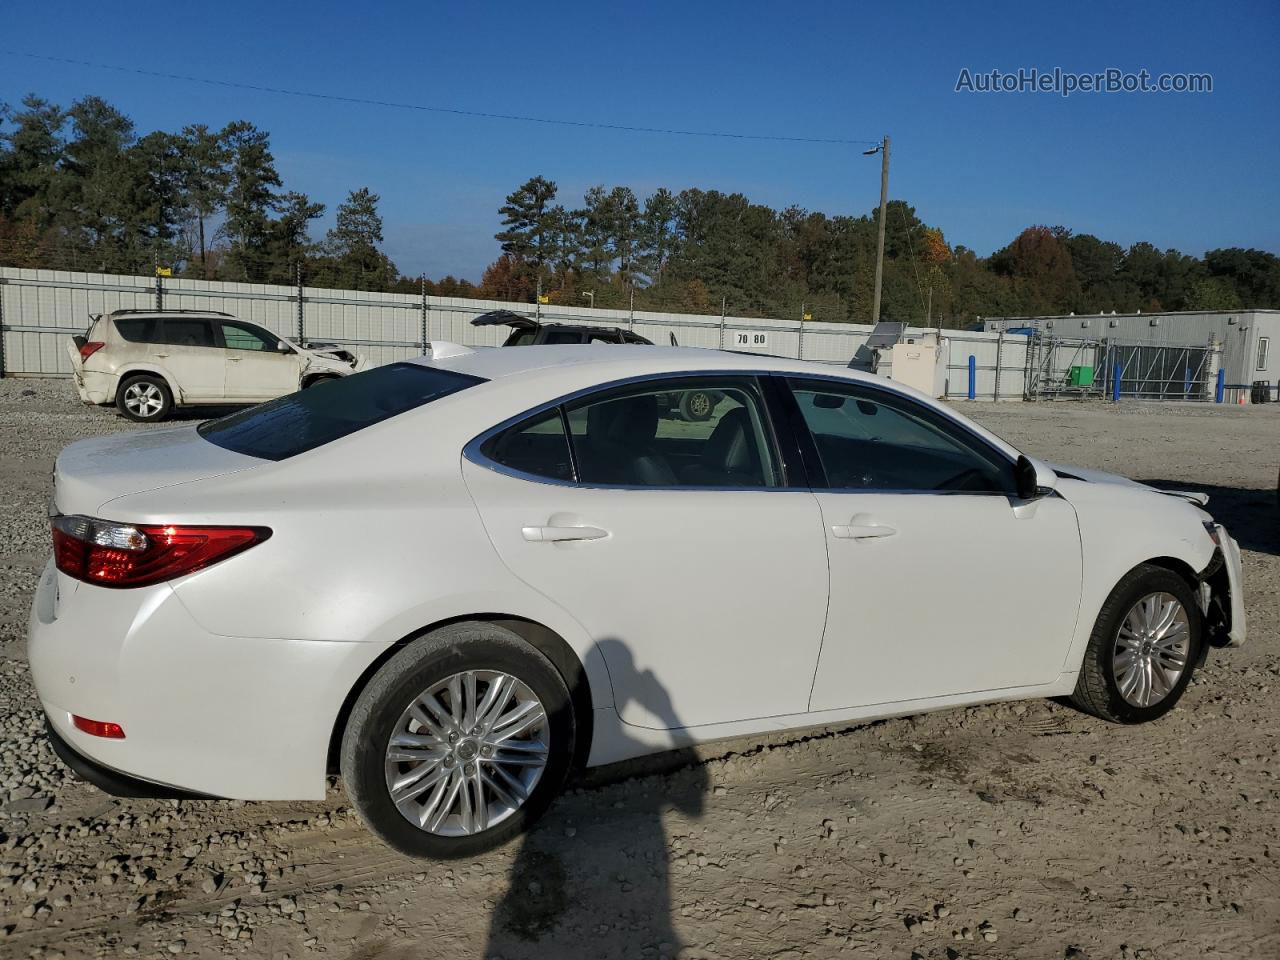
[52,515,270,588]
[78,341,105,361]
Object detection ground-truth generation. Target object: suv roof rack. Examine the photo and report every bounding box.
[108,308,236,318]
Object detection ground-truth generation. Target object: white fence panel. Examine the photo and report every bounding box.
[1,266,1033,399]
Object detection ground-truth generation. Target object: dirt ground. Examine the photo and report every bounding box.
[0,379,1277,960]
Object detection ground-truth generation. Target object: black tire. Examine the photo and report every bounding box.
[679,390,716,422]
[116,374,174,422]
[304,374,340,389]
[1070,564,1203,723]
[340,622,575,859]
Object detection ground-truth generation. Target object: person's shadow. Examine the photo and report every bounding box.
[484,639,708,958]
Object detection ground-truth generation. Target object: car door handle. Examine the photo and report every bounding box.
[831,517,897,540]
[522,525,609,543]
[228,356,242,362]
[153,353,168,358]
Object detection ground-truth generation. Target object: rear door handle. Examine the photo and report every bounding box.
[228,356,242,362]
[522,525,609,542]
[831,514,897,540]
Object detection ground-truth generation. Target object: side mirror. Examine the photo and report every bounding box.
[1014,455,1057,500]
[276,340,294,354]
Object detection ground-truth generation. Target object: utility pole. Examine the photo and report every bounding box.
[866,134,891,325]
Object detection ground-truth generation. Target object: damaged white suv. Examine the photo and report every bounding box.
[67,309,366,422]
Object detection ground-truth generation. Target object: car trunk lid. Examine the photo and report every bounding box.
[53,426,263,517]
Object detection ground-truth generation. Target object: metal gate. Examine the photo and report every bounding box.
[1025,335,1220,401]
[1101,339,1216,400]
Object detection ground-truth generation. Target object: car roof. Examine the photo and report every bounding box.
[408,343,878,385]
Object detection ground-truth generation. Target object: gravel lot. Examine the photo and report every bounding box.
[0,378,1277,960]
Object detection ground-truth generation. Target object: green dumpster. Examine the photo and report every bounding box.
[1069,365,1095,387]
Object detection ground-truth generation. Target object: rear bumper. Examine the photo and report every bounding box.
[45,717,216,799]
[28,559,390,800]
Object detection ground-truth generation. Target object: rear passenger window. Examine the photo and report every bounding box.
[114,318,158,343]
[564,379,779,488]
[158,319,215,348]
[480,410,574,482]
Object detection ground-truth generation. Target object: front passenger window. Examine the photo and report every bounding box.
[787,379,1012,493]
[221,322,278,352]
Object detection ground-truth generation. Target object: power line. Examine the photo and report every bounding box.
[3,50,881,146]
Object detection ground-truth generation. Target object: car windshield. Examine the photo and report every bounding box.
[198,362,484,460]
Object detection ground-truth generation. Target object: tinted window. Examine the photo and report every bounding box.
[542,329,585,345]
[563,379,779,487]
[221,321,278,352]
[199,363,484,461]
[158,319,215,348]
[481,410,573,482]
[787,378,1012,493]
[114,317,159,343]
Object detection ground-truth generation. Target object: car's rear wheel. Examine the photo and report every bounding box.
[340,622,574,858]
[117,374,173,422]
[1071,564,1202,723]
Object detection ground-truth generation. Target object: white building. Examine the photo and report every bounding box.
[979,309,1280,389]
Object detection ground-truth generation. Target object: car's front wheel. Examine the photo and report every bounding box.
[340,622,575,858]
[117,374,173,422]
[1071,564,1203,723]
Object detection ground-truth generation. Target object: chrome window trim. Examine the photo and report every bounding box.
[463,370,795,493]
[463,367,1023,494]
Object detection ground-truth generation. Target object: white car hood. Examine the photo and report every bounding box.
[1051,462,1210,507]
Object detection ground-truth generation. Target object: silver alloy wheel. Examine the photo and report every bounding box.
[123,381,164,418]
[1112,591,1191,708]
[384,670,549,836]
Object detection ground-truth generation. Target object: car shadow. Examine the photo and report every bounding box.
[484,639,707,958]
[1137,478,1280,557]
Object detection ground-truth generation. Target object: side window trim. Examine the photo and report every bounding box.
[780,374,1017,497]
[465,371,795,492]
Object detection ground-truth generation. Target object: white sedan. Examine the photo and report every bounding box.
[29,345,1245,858]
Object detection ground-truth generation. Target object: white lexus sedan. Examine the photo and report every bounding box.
[29,345,1245,858]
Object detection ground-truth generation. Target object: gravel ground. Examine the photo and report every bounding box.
[0,379,1278,960]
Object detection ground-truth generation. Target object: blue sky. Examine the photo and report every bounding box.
[2,0,1277,280]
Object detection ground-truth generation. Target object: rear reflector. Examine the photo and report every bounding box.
[72,715,126,739]
[78,341,105,361]
[52,515,271,588]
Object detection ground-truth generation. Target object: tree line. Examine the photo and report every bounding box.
[488,176,1280,323]
[3,92,1278,324]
